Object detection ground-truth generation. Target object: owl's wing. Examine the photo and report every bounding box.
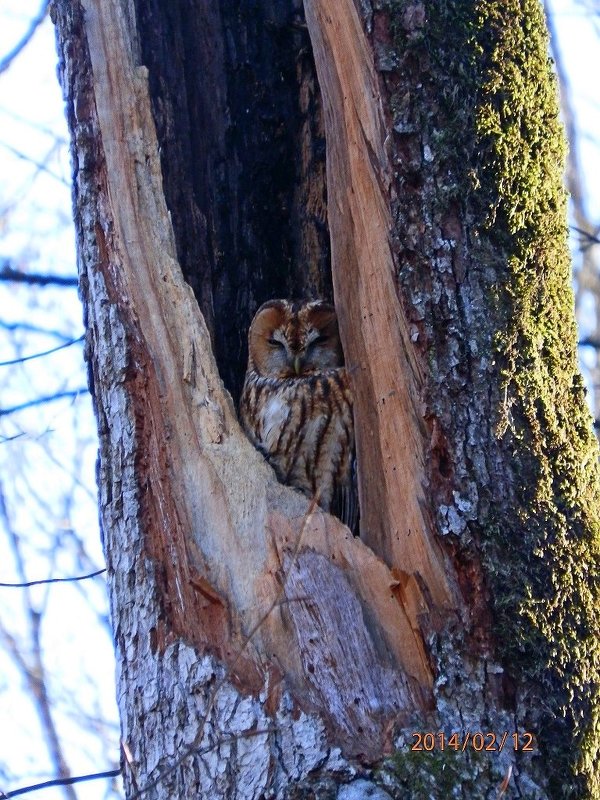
[331,456,359,535]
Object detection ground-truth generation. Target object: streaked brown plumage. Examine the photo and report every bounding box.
[240,299,357,530]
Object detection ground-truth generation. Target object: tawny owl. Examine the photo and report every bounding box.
[240,299,357,530]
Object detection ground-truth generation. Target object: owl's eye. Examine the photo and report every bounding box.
[311,335,329,346]
[267,337,285,349]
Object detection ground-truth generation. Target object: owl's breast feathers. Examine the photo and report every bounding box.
[239,367,356,528]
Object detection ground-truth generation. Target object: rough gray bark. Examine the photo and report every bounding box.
[52,0,600,798]
[53,0,440,796]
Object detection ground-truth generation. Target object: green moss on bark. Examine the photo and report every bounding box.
[469,4,600,796]
[380,0,600,796]
[378,749,491,799]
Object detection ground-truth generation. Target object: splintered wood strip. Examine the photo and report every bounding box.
[79,0,275,675]
[265,510,433,689]
[304,0,458,610]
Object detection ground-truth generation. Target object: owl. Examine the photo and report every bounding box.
[240,299,357,531]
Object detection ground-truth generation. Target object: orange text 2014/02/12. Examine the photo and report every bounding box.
[411,731,535,753]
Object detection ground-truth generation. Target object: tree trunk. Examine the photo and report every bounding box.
[52,0,600,798]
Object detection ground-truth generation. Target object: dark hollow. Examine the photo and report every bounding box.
[133,0,331,402]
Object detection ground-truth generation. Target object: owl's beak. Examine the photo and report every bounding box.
[293,355,302,375]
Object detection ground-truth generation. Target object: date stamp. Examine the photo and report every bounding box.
[411,732,535,753]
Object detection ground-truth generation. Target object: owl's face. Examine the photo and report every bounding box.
[247,299,343,379]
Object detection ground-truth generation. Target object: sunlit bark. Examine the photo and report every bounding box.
[53,0,600,797]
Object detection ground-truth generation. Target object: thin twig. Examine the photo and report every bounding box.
[1,768,121,798]
[0,0,50,76]
[121,741,138,793]
[0,486,77,799]
[0,432,26,444]
[0,389,88,417]
[0,321,78,342]
[496,765,512,799]
[0,265,77,287]
[0,105,68,144]
[570,225,600,246]
[0,336,84,367]
[0,141,70,187]
[579,338,600,349]
[0,568,106,588]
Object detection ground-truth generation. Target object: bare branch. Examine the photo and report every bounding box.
[1,768,121,798]
[570,225,600,247]
[0,389,89,418]
[0,488,77,800]
[0,0,50,76]
[0,569,106,589]
[0,337,84,367]
[0,432,26,444]
[0,141,70,187]
[545,0,600,426]
[0,321,78,342]
[0,264,77,288]
[0,106,68,145]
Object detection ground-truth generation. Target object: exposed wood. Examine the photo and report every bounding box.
[53,0,445,792]
[304,0,458,611]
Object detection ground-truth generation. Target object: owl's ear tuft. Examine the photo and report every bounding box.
[249,301,288,340]
[253,299,289,317]
[306,303,341,345]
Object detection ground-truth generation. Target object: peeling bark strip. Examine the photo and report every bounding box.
[52,0,450,795]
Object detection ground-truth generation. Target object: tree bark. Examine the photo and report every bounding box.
[52,0,600,798]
